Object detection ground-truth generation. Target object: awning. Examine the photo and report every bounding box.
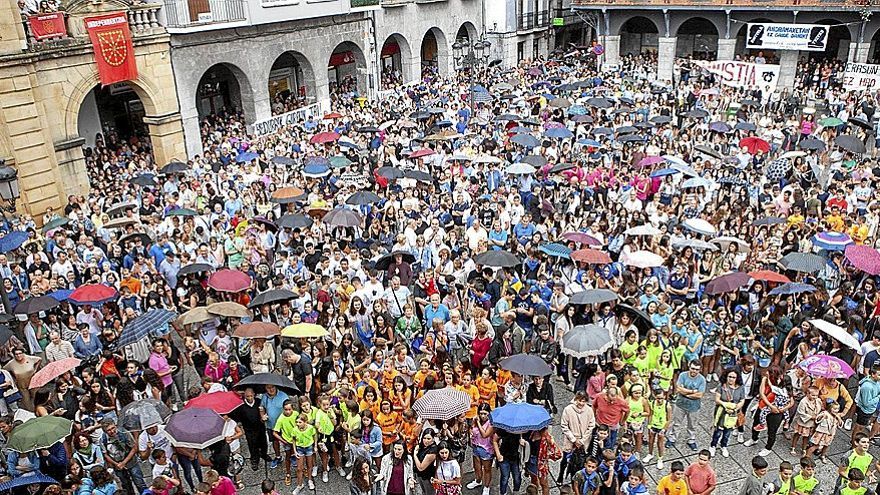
[381,41,400,57]
[328,51,356,68]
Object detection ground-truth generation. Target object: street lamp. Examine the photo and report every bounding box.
[0,160,19,315]
[452,35,492,114]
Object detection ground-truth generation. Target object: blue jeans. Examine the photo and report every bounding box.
[178,454,203,490]
[604,428,619,450]
[498,460,522,495]
[710,428,732,448]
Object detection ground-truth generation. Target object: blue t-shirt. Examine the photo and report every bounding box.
[514,296,534,331]
[262,391,290,429]
[675,372,706,412]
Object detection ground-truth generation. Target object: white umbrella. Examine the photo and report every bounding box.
[473,155,502,164]
[624,224,662,236]
[622,250,665,268]
[682,218,717,236]
[506,163,537,175]
[809,319,862,353]
[779,150,806,160]
[712,236,750,253]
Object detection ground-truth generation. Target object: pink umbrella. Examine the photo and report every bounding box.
[410,148,435,159]
[798,354,854,379]
[309,131,340,144]
[207,269,251,293]
[845,244,880,275]
[29,357,81,389]
[637,156,664,168]
[561,231,601,246]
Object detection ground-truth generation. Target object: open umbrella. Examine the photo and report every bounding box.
[178,263,213,276]
[615,303,654,333]
[799,138,826,151]
[69,284,118,305]
[323,208,363,228]
[812,232,853,251]
[0,231,28,253]
[672,238,718,251]
[185,391,243,415]
[165,407,226,449]
[117,308,177,347]
[712,236,750,253]
[412,388,472,421]
[765,158,792,182]
[131,174,157,187]
[207,301,251,318]
[748,270,791,284]
[374,251,417,271]
[119,232,152,247]
[538,243,571,259]
[570,249,611,265]
[798,354,854,379]
[681,218,717,236]
[120,398,172,430]
[704,272,751,295]
[166,208,198,217]
[28,357,80,389]
[768,282,816,296]
[708,122,731,134]
[270,187,305,204]
[207,269,251,292]
[570,289,618,305]
[6,416,73,453]
[809,319,861,352]
[780,252,826,273]
[473,250,521,268]
[511,134,541,148]
[179,307,213,326]
[277,214,314,229]
[819,117,844,127]
[310,131,340,144]
[490,403,551,433]
[622,250,665,269]
[233,321,281,339]
[506,163,537,175]
[233,373,301,395]
[248,289,297,307]
[346,191,383,206]
[835,135,866,154]
[0,473,58,491]
[13,295,59,315]
[561,232,601,246]
[520,155,548,167]
[282,323,329,339]
[561,324,614,358]
[624,225,661,236]
[404,170,433,183]
[41,217,68,233]
[845,244,880,275]
[739,136,770,154]
[160,160,188,175]
[499,354,553,376]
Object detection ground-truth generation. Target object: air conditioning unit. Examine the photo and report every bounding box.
[198,12,214,22]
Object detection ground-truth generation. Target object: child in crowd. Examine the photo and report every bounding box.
[806,401,842,463]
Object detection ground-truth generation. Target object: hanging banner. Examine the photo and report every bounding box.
[693,60,780,93]
[27,12,66,40]
[250,102,325,137]
[746,23,828,52]
[842,63,880,91]
[84,12,137,86]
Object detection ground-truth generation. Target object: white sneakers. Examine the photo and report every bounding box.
[642,454,654,464]
[322,471,328,483]
[743,439,756,447]
[308,479,315,490]
[482,487,490,495]
[467,480,482,490]
[656,458,664,470]
[336,467,346,477]
[758,449,772,457]
[845,418,853,431]
[292,485,303,495]
[708,446,716,457]
[312,466,318,477]
[737,433,744,444]
[721,447,730,458]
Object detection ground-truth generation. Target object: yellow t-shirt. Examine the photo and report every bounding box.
[289,424,317,448]
[274,412,300,443]
[656,475,688,495]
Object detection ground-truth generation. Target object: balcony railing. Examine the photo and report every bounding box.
[23,4,164,50]
[518,10,551,31]
[163,0,246,28]
[572,0,864,6]
[536,9,550,27]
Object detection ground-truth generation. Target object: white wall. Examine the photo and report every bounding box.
[77,90,102,149]
[246,0,350,26]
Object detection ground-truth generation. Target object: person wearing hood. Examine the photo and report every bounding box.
[558,391,596,483]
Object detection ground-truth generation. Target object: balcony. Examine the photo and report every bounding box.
[162,0,246,28]
[22,4,164,50]
[517,10,551,32]
[572,0,863,7]
[380,0,411,6]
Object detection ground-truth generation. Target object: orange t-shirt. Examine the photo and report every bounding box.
[389,389,412,413]
[496,369,512,388]
[476,377,498,409]
[398,419,420,451]
[375,411,400,445]
[413,370,436,389]
[457,384,480,419]
[354,378,379,400]
[380,369,399,397]
[359,399,380,418]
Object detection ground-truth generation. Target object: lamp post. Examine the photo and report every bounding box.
[0,160,20,315]
[452,35,491,115]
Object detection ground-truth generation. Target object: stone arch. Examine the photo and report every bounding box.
[675,17,720,60]
[734,17,775,57]
[327,40,368,95]
[195,62,254,121]
[618,16,660,55]
[380,33,415,86]
[267,51,317,114]
[457,21,478,42]
[811,18,854,60]
[64,71,161,142]
[421,27,450,77]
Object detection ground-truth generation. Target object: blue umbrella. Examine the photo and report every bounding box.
[511,134,540,148]
[304,156,330,167]
[577,138,601,147]
[472,91,493,104]
[567,105,587,116]
[0,473,57,491]
[650,168,679,178]
[303,163,331,178]
[490,403,551,433]
[48,289,72,302]
[235,151,259,163]
[0,231,28,253]
[544,127,574,139]
[117,309,178,347]
[338,141,361,150]
[681,177,712,189]
[768,282,817,296]
[538,243,572,259]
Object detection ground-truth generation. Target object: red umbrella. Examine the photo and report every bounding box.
[845,244,880,275]
[571,249,612,265]
[410,148,435,159]
[310,131,340,144]
[748,270,791,284]
[739,137,770,154]
[29,357,80,389]
[207,269,251,292]
[69,284,118,305]
[561,231,601,246]
[322,112,343,120]
[185,391,243,415]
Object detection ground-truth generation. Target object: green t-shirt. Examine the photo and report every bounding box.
[274,412,300,443]
[847,451,874,475]
[620,341,638,364]
[290,424,317,448]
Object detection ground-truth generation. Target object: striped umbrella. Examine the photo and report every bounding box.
[412,388,471,421]
[768,282,817,296]
[780,252,827,273]
[538,243,572,259]
[117,309,178,347]
[812,232,853,251]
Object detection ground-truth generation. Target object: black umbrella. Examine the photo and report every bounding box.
[685,109,709,119]
[849,117,872,130]
[119,232,152,246]
[377,166,405,180]
[323,208,363,228]
[591,127,613,136]
[615,126,638,135]
[835,135,867,154]
[570,289,618,305]
[178,263,213,276]
[0,325,13,346]
[499,353,553,376]
[694,145,723,159]
[586,97,612,109]
[130,174,157,187]
[234,373,301,395]
[277,214,314,229]
[799,138,826,151]
[495,113,521,122]
[473,250,521,268]
[404,169,433,183]
[735,122,757,132]
[409,111,430,120]
[160,160,188,175]
[549,162,576,174]
[650,115,672,124]
[740,99,760,107]
[248,289,298,308]
[346,191,382,205]
[615,303,654,334]
[271,156,296,166]
[357,125,380,133]
[13,295,59,315]
[511,134,541,148]
[520,155,548,167]
[619,134,645,143]
[374,251,417,271]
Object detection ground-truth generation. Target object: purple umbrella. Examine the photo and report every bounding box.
[704,272,751,295]
[845,244,880,275]
[709,121,731,133]
[165,407,225,449]
[798,354,854,379]
[561,231,601,246]
[637,156,664,168]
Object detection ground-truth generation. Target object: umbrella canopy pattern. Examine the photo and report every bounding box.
[798,354,854,379]
[846,244,880,275]
[412,388,472,421]
[207,269,252,292]
[117,308,177,347]
[206,301,251,318]
[121,399,172,430]
[473,250,521,268]
[13,295,59,315]
[570,289,618,305]
[185,391,244,415]
[704,272,751,295]
[233,321,281,339]
[6,416,73,453]
[233,373,301,395]
[282,323,329,338]
[29,357,80,389]
[780,252,826,273]
[69,284,118,305]
[561,324,614,358]
[165,408,226,449]
[498,353,553,376]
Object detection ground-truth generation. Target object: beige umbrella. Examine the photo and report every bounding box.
[103,217,140,230]
[179,307,212,326]
[206,302,251,319]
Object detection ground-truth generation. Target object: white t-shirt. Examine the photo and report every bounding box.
[223,418,241,453]
[138,426,174,464]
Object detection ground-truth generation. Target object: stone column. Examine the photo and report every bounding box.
[403,53,420,84]
[603,34,620,65]
[657,36,676,82]
[54,138,89,200]
[314,66,331,114]
[143,113,187,166]
[0,0,26,55]
[849,42,871,63]
[716,37,736,61]
[252,88,272,125]
[778,49,799,89]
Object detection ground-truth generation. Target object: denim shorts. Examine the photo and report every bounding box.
[526,455,538,476]
[296,445,314,457]
[473,445,493,461]
[701,346,716,357]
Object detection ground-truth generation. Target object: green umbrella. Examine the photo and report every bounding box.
[819,117,844,127]
[41,217,68,233]
[166,208,198,217]
[7,416,72,453]
[330,156,352,168]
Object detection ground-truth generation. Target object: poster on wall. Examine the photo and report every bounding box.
[83,12,138,86]
[842,63,880,91]
[693,60,780,93]
[746,23,828,52]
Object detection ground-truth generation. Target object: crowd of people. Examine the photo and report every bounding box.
[2,43,880,495]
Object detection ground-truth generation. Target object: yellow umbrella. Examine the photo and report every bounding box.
[281,323,328,339]
[206,302,251,319]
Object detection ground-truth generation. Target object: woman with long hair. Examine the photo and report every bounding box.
[467,404,494,495]
[349,457,377,495]
[377,441,415,495]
